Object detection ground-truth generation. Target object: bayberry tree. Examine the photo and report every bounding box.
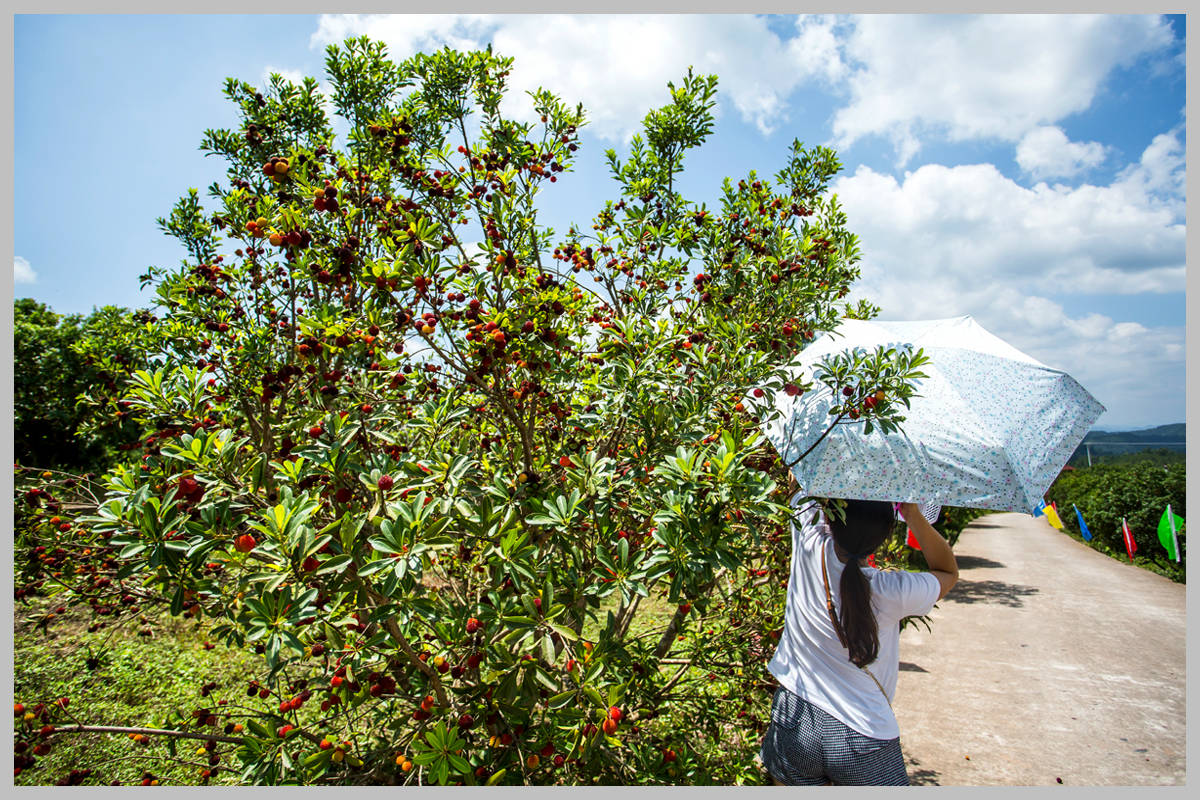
[14,38,927,785]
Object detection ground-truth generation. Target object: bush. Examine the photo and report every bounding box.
[14,39,931,785]
[13,299,147,472]
[1046,462,1185,582]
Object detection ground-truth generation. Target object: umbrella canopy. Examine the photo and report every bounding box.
[755,316,1105,513]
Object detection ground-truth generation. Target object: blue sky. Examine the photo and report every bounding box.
[12,14,1186,430]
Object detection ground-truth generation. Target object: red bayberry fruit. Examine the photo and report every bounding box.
[608,706,622,722]
[234,534,256,553]
[377,475,394,491]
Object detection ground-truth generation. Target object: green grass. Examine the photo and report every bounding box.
[14,596,261,786]
[14,589,775,786]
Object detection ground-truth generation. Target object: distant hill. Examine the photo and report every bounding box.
[1068,423,1185,466]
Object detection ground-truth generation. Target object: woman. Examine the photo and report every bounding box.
[759,491,958,785]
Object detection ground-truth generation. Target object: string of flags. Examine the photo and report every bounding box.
[1032,501,1184,563]
[897,500,1185,564]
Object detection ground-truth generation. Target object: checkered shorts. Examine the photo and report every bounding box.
[759,686,910,786]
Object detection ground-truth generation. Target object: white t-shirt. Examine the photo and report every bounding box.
[767,495,941,739]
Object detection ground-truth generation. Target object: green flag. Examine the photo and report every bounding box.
[1157,505,1184,562]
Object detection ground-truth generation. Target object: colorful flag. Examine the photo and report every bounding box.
[906,528,921,550]
[1157,506,1184,562]
[1032,502,1045,518]
[1043,504,1064,530]
[1072,505,1093,541]
[1121,518,1137,562]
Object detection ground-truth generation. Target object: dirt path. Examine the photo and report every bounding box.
[891,512,1186,786]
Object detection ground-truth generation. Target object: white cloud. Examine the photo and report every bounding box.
[262,66,308,87]
[833,127,1185,427]
[14,256,36,284]
[1016,126,1106,180]
[1114,124,1185,200]
[835,126,1185,300]
[310,14,843,141]
[312,13,497,61]
[830,15,1176,164]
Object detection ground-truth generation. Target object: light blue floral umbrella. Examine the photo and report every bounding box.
[752,316,1105,514]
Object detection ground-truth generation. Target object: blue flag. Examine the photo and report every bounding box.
[1073,505,1093,541]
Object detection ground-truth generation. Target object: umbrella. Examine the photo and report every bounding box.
[753,316,1105,513]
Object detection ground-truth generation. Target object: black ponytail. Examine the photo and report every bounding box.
[826,499,894,668]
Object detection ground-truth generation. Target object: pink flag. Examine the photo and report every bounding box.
[1122,518,1137,562]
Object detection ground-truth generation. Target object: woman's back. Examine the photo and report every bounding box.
[767,497,940,739]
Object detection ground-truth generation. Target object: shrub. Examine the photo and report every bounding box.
[13,299,147,472]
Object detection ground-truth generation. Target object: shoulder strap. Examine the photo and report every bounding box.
[821,545,892,710]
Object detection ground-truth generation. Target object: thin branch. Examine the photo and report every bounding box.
[783,411,846,469]
[45,724,242,745]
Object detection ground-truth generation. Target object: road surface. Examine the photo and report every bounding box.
[892,512,1186,786]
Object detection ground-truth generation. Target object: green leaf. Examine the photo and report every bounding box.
[583,685,605,709]
[315,554,352,574]
[548,690,575,709]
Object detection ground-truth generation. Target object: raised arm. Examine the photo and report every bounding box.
[900,503,958,600]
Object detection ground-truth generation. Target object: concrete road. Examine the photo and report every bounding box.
[891,512,1186,786]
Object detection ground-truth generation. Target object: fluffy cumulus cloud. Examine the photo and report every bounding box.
[833,127,1185,426]
[310,14,846,141]
[14,256,36,284]
[1016,126,1107,180]
[830,15,1176,164]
